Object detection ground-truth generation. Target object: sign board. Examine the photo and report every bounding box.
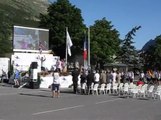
[0,58,10,76]
[13,26,49,52]
[11,53,59,72]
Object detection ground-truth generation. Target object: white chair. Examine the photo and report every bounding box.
[129,82,134,89]
[147,85,154,98]
[128,83,136,95]
[99,83,106,94]
[105,83,111,94]
[81,83,87,94]
[154,85,161,100]
[92,83,99,95]
[118,83,124,95]
[112,83,118,94]
[123,83,129,96]
[131,84,142,98]
[87,82,94,95]
[139,84,148,98]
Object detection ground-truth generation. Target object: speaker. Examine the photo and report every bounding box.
[29,82,39,89]
[31,62,38,69]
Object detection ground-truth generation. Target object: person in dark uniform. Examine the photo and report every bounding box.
[86,70,94,95]
[80,70,87,94]
[72,67,80,94]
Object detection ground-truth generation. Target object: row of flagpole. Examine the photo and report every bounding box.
[65,27,90,70]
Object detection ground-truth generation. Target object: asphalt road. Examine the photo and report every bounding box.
[0,84,161,120]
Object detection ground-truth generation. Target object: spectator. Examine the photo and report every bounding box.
[14,69,20,87]
[86,70,94,94]
[80,71,87,86]
[80,70,87,94]
[52,69,61,98]
[94,70,100,84]
[112,70,117,85]
[100,70,106,84]
[136,79,144,86]
[72,67,80,94]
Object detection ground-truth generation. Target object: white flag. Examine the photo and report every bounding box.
[66,30,73,56]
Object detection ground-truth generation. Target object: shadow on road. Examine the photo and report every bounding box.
[19,93,52,98]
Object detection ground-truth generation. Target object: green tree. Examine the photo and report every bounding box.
[144,35,161,70]
[119,26,141,67]
[0,12,12,57]
[90,18,120,69]
[39,0,86,58]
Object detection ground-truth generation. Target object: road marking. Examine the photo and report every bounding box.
[95,98,122,104]
[32,105,84,115]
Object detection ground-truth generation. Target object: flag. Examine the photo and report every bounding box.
[66,30,73,56]
[83,39,87,60]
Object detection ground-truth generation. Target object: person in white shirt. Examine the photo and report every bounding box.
[140,71,145,80]
[112,71,117,85]
[52,69,60,98]
[94,70,100,84]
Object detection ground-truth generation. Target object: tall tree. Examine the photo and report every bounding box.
[90,18,120,69]
[119,26,141,67]
[39,0,86,58]
[0,12,12,57]
[144,35,161,70]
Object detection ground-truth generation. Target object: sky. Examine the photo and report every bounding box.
[50,0,161,50]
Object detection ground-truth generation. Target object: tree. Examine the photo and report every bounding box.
[144,35,161,70]
[0,12,12,57]
[119,26,141,68]
[39,0,86,58]
[90,18,121,69]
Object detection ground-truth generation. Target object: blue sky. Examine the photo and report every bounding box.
[50,0,161,50]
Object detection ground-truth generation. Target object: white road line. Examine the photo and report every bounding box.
[32,105,84,115]
[95,98,122,104]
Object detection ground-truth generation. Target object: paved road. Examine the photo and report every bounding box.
[0,85,161,120]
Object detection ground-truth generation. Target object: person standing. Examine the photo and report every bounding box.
[94,70,100,84]
[100,70,106,84]
[72,67,80,94]
[116,71,121,84]
[86,70,94,95]
[14,69,20,87]
[52,69,60,98]
[112,70,117,85]
[80,70,87,94]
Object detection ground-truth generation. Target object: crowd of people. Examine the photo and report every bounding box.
[1,63,161,99]
[71,68,161,95]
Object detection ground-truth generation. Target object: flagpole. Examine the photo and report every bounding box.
[83,30,86,69]
[88,27,90,69]
[65,27,68,69]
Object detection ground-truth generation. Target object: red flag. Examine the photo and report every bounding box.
[83,40,87,60]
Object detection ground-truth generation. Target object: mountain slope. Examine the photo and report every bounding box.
[141,39,156,51]
[0,0,49,26]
